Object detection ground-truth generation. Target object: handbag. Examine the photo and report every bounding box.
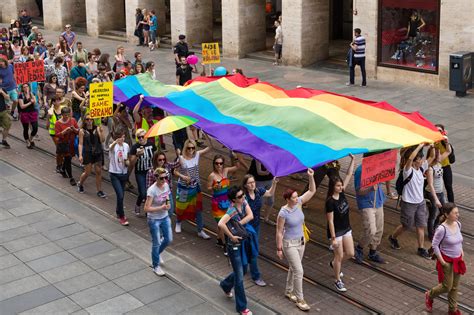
[303,222,311,242]
[448,144,455,164]
[226,219,249,240]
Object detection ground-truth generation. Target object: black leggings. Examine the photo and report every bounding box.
[22,122,38,141]
[62,156,73,179]
[442,165,454,202]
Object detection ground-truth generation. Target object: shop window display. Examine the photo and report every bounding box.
[378,0,439,73]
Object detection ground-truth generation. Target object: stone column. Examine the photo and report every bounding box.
[352,0,377,78]
[43,0,85,31]
[170,0,213,47]
[86,0,125,37]
[2,0,40,24]
[222,0,266,59]
[125,0,166,43]
[282,0,329,67]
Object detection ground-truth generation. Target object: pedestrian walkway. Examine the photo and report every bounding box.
[0,160,275,315]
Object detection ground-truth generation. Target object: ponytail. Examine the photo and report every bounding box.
[439,202,457,224]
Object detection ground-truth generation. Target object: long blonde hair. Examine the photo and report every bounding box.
[182,139,197,158]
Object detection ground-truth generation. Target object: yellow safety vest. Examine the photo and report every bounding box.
[48,111,60,136]
[138,118,160,148]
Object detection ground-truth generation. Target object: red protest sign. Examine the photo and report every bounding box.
[360,149,397,188]
[14,60,45,85]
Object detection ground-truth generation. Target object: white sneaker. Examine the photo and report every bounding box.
[197,230,211,240]
[175,222,182,233]
[153,266,165,276]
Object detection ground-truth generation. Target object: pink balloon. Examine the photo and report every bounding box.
[186,55,199,65]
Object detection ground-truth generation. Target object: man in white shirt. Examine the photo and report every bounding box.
[388,143,431,258]
[273,20,283,66]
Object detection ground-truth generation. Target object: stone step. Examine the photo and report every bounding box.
[245,50,274,63]
[98,34,128,43]
[103,29,127,38]
[31,17,44,27]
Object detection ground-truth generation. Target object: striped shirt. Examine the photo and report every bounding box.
[353,35,366,58]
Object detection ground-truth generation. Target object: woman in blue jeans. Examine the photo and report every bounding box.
[129,128,156,216]
[108,131,130,226]
[144,167,172,276]
[242,174,279,286]
[218,186,255,315]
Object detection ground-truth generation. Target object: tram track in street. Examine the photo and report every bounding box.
[8,132,474,313]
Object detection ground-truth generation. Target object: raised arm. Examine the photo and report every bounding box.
[404,143,424,171]
[342,154,355,190]
[197,132,212,155]
[132,94,144,123]
[263,177,279,197]
[301,168,316,204]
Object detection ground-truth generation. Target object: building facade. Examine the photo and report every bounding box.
[2,0,472,88]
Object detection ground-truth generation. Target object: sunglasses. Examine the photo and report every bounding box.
[186,146,195,150]
[137,136,145,139]
[155,175,167,180]
[158,158,165,161]
[236,194,244,199]
[214,161,223,165]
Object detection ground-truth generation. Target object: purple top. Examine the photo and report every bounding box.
[432,222,463,258]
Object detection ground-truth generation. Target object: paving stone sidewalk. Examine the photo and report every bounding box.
[0,160,275,315]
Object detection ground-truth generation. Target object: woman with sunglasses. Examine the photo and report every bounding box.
[208,154,243,250]
[129,128,157,216]
[144,167,173,276]
[18,83,38,149]
[218,185,255,315]
[146,151,180,215]
[174,138,211,238]
[77,114,106,198]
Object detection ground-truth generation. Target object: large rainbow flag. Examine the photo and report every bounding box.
[114,73,443,176]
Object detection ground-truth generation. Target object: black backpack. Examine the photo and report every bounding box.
[395,170,413,196]
[395,167,424,196]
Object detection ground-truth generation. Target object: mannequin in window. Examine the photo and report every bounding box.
[406,11,425,42]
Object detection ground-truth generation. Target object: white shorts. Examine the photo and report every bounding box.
[334,230,352,242]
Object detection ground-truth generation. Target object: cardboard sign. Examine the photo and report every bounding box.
[89,82,113,119]
[14,60,45,85]
[360,149,397,188]
[201,42,221,64]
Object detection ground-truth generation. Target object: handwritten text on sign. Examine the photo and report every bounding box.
[202,42,221,64]
[361,149,397,188]
[89,82,113,119]
[14,60,45,85]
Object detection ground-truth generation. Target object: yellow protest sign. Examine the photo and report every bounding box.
[89,81,113,119]
[202,42,221,64]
